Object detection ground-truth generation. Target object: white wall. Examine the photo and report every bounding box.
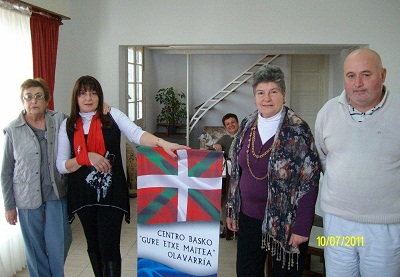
[23,0,70,18]
[53,0,400,127]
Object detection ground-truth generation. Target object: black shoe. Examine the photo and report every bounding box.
[220,227,227,238]
[103,259,121,277]
[88,252,103,277]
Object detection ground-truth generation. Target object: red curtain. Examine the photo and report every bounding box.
[30,11,62,110]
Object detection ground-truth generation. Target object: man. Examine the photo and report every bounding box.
[211,113,239,239]
[315,49,400,276]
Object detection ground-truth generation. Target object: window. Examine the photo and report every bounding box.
[0,4,32,275]
[127,46,144,127]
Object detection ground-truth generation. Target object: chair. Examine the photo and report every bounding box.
[303,225,326,276]
[126,142,138,198]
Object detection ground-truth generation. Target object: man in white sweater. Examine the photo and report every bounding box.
[315,49,400,276]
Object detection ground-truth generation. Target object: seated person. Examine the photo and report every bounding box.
[210,113,239,238]
[211,113,239,157]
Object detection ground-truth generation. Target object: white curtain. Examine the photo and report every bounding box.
[0,2,32,276]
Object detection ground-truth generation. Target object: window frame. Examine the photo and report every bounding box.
[126,46,144,127]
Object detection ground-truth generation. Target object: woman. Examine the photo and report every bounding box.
[56,75,189,277]
[226,65,320,276]
[211,113,239,155]
[1,78,72,277]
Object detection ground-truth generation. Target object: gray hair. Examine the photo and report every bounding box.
[252,64,286,95]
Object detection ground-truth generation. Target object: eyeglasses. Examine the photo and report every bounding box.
[23,94,45,101]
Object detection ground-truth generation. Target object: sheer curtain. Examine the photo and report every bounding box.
[0,3,33,277]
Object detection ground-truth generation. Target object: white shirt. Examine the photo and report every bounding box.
[257,109,282,144]
[56,107,145,174]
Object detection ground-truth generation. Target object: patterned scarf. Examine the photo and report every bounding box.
[73,112,106,165]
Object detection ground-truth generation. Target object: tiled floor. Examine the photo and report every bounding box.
[14,197,323,277]
[14,197,237,277]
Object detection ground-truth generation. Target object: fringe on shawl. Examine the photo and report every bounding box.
[262,233,300,270]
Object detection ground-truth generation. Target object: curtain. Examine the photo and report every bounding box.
[0,3,32,277]
[30,11,62,110]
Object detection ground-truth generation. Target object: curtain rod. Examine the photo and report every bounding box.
[0,0,31,16]
[0,0,69,20]
[31,7,63,21]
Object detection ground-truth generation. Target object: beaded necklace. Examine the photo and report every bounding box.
[246,117,273,180]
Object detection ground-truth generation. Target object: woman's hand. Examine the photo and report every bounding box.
[5,209,18,225]
[289,233,309,249]
[103,102,111,114]
[139,132,190,158]
[88,152,111,173]
[158,139,191,158]
[226,217,238,232]
[212,144,223,151]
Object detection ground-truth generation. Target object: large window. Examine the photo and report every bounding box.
[0,4,32,275]
[127,46,144,127]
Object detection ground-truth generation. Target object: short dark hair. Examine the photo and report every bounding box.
[222,113,238,126]
[252,64,286,96]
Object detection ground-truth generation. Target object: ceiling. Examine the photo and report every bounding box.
[146,44,362,55]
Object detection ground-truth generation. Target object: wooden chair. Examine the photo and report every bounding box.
[265,250,273,276]
[303,226,326,276]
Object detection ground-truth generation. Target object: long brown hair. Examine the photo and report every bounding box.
[66,76,112,134]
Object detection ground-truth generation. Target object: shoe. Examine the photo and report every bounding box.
[88,252,102,277]
[225,229,236,240]
[102,259,121,277]
[219,227,226,238]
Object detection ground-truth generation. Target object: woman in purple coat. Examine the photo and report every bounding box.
[226,65,321,276]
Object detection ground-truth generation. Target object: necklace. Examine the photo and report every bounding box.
[246,117,273,180]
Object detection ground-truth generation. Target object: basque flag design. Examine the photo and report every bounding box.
[137,147,223,224]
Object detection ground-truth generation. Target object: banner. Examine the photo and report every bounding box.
[137,147,223,277]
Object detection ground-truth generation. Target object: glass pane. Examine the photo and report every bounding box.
[136,48,142,64]
[137,101,143,120]
[136,65,142,82]
[128,83,134,99]
[136,84,142,101]
[128,48,134,63]
[128,102,135,121]
[128,64,134,82]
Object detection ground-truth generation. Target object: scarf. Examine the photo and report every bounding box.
[74,112,106,165]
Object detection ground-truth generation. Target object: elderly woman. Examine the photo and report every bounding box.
[1,78,72,277]
[56,75,189,277]
[226,65,320,276]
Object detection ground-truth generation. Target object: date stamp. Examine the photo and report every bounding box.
[316,235,364,247]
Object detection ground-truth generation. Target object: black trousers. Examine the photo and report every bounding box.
[236,212,308,277]
[77,206,124,262]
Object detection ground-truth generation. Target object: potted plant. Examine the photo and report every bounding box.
[155,87,186,135]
